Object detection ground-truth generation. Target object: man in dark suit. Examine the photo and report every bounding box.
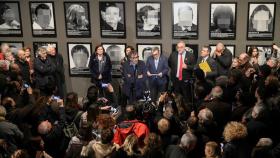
[168,41,196,103]
[196,45,218,81]
[122,51,147,104]
[212,42,232,76]
[146,47,169,103]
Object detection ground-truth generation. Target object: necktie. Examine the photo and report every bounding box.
[179,53,183,81]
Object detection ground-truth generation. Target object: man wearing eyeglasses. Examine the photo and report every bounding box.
[168,41,195,103]
[122,51,147,104]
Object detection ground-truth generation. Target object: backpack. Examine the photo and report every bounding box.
[63,111,83,138]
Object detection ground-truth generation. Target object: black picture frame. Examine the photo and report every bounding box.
[29,1,57,37]
[172,1,198,39]
[246,45,273,65]
[247,2,276,40]
[209,2,237,40]
[102,43,126,77]
[137,43,162,62]
[64,1,91,38]
[0,41,24,55]
[99,1,126,38]
[0,1,23,37]
[136,2,161,39]
[172,44,198,61]
[209,44,236,57]
[67,42,92,77]
[33,42,57,58]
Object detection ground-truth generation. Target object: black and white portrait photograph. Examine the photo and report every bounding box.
[246,45,272,65]
[210,45,235,57]
[102,43,126,77]
[29,1,56,37]
[136,2,161,38]
[99,2,126,38]
[172,2,198,39]
[0,2,22,37]
[64,2,91,37]
[209,3,236,40]
[247,3,275,40]
[137,44,161,62]
[67,43,91,76]
[33,42,57,58]
[172,44,198,61]
[0,41,23,55]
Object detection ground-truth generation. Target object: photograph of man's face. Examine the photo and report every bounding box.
[178,6,193,27]
[31,3,54,30]
[103,6,121,29]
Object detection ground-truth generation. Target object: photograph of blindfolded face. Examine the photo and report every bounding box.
[210,3,236,39]
[247,3,275,40]
[30,2,56,37]
[68,43,91,75]
[136,2,161,38]
[64,2,91,37]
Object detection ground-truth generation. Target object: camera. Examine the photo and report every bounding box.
[51,96,60,100]
[101,83,108,88]
[23,83,29,88]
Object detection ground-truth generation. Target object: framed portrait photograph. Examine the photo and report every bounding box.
[247,3,276,40]
[172,44,198,61]
[67,43,91,76]
[137,44,161,62]
[246,45,272,65]
[29,1,56,37]
[210,44,235,57]
[64,2,91,37]
[136,2,161,39]
[0,1,23,37]
[0,41,23,55]
[102,43,126,77]
[209,3,236,40]
[33,42,57,58]
[172,2,198,39]
[99,1,126,38]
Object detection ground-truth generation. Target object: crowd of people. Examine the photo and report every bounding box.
[0,41,279,158]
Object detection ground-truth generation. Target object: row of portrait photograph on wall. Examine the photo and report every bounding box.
[0,1,277,40]
[0,41,276,77]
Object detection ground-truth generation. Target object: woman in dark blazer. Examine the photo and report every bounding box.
[89,45,115,104]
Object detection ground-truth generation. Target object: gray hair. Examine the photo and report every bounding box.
[180,132,197,151]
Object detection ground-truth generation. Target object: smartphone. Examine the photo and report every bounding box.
[23,83,29,88]
[51,96,60,100]
[101,83,108,88]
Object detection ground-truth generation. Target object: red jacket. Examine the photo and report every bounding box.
[113,120,149,146]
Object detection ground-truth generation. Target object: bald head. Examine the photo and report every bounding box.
[239,53,249,65]
[38,120,52,135]
[211,86,223,98]
[216,42,224,52]
[198,108,213,124]
[17,49,26,61]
